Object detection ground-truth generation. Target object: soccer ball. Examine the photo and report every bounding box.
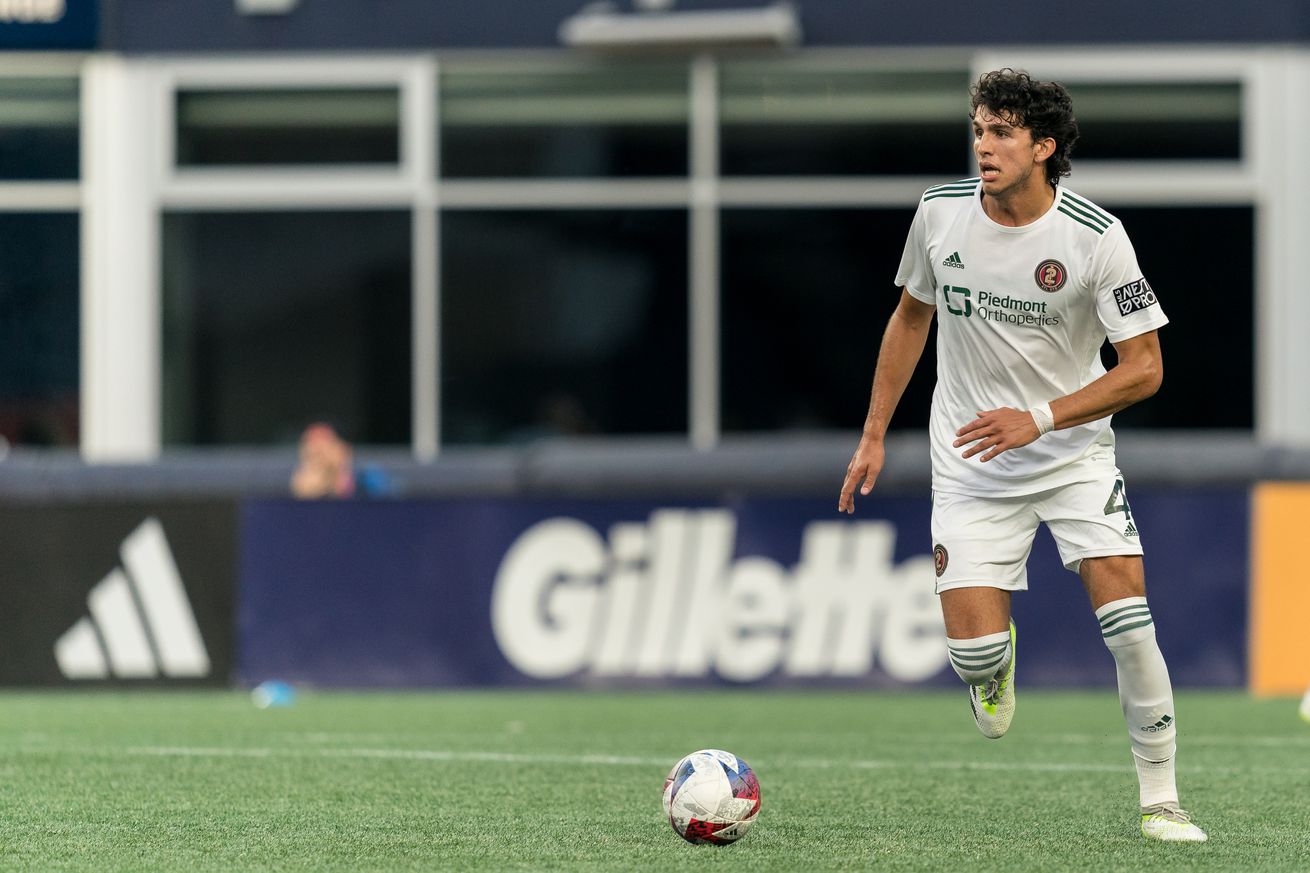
[662,749,761,845]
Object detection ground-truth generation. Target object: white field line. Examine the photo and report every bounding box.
[1048,732,1310,749]
[98,745,1310,777]
[20,728,1304,750]
[20,728,1310,749]
[125,747,667,767]
[283,731,1310,749]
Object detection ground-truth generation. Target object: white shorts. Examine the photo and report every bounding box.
[930,469,1144,594]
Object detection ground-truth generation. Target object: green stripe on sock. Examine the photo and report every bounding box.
[949,650,1007,665]
[1098,602,1150,625]
[950,652,1005,673]
[948,637,1006,650]
[1100,605,1151,624]
[1102,617,1155,638]
[1101,611,1153,634]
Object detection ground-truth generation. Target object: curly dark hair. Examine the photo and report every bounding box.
[970,69,1079,187]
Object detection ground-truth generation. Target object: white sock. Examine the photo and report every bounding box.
[1097,596,1179,808]
[1133,755,1177,809]
[946,630,1012,686]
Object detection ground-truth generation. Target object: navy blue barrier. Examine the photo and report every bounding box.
[237,490,1248,689]
[0,2,97,49]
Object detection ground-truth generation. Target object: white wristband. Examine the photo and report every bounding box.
[1029,402,1055,436]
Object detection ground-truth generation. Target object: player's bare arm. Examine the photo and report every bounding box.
[953,330,1163,462]
[839,289,935,513]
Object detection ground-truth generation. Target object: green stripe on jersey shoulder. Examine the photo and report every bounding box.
[1059,196,1111,229]
[926,176,979,189]
[924,177,979,195]
[924,190,976,201]
[1057,204,1105,234]
[1062,191,1114,226]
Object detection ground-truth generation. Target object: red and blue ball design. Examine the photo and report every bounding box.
[662,749,761,845]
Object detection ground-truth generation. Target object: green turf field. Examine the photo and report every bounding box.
[0,689,1306,871]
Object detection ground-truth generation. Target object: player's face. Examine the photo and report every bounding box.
[972,106,1046,197]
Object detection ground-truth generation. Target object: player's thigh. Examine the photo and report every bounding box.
[930,490,1040,595]
[1036,470,1144,575]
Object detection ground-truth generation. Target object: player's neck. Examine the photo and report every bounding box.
[980,179,1056,227]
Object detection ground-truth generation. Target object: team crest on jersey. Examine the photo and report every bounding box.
[1034,259,1067,292]
[933,544,949,577]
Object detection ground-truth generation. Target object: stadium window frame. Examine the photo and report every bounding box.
[973,51,1256,201]
[0,54,84,453]
[0,52,83,201]
[972,48,1305,446]
[78,47,1310,460]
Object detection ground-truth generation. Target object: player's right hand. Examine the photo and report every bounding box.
[839,438,885,514]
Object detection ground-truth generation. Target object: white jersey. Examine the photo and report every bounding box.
[896,178,1168,497]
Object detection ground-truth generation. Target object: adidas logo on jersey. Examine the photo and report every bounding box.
[1125,520,1139,538]
[54,518,211,680]
[942,251,965,269]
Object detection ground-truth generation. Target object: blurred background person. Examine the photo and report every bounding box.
[290,422,355,499]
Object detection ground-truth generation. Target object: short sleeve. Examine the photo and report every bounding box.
[1092,223,1169,343]
[894,201,937,305]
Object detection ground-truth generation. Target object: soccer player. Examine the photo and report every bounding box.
[837,69,1206,843]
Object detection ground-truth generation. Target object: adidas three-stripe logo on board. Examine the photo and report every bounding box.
[54,518,211,680]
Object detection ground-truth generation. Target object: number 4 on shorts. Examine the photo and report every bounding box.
[1104,477,1133,519]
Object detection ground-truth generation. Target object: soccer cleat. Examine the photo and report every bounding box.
[967,620,1016,739]
[1141,804,1208,842]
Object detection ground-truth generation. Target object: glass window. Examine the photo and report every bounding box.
[1068,82,1242,161]
[1102,206,1253,429]
[162,211,411,445]
[721,208,934,432]
[0,77,79,179]
[721,64,970,176]
[0,213,78,447]
[721,205,1253,434]
[440,64,688,177]
[441,209,687,443]
[175,89,400,166]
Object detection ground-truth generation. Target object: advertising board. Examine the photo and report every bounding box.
[0,500,236,685]
[1249,483,1310,695]
[238,490,1247,688]
[0,0,96,49]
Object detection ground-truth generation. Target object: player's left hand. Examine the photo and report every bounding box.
[953,407,1040,462]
